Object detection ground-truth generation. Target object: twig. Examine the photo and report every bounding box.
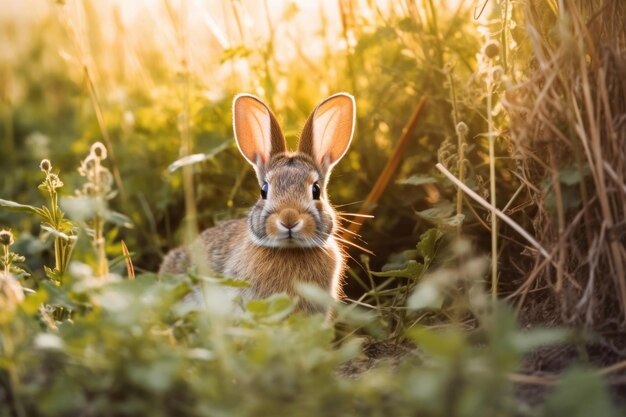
[603,161,626,194]
[436,163,550,259]
[342,96,428,240]
[508,372,558,386]
[510,357,626,387]
[598,358,626,376]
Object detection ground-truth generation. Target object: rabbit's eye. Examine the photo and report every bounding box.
[312,182,321,200]
[261,182,268,199]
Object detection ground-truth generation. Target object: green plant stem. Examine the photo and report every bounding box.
[456,131,466,239]
[501,0,509,74]
[94,214,107,278]
[487,69,498,301]
[92,157,108,279]
[49,187,65,277]
[2,244,9,275]
[446,67,466,239]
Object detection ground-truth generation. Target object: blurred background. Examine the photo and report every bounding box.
[0,0,494,280]
[3,0,624,332]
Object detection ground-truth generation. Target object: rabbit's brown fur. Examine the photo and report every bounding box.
[160,93,355,313]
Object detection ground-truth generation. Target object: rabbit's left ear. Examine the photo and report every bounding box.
[298,93,355,173]
[233,94,286,170]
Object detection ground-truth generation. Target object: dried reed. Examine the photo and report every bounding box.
[504,0,626,327]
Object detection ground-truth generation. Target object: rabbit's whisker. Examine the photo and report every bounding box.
[335,211,375,219]
[334,236,375,255]
[336,216,362,226]
[334,200,364,208]
[335,225,362,238]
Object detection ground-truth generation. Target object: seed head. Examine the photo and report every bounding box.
[40,159,52,173]
[456,122,469,136]
[0,230,14,246]
[47,174,64,190]
[90,142,108,160]
[482,40,500,59]
[78,154,97,176]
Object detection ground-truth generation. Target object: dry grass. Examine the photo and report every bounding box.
[504,0,626,328]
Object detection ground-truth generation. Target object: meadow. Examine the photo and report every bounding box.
[1,0,625,415]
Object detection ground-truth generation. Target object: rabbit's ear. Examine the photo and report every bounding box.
[233,94,286,168]
[299,93,355,173]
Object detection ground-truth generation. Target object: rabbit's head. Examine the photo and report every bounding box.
[233,93,355,248]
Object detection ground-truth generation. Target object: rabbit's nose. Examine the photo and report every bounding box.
[280,221,301,230]
[278,208,300,229]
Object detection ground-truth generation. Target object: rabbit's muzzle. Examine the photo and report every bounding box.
[265,207,318,245]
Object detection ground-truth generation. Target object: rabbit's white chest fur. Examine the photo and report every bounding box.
[199,219,344,312]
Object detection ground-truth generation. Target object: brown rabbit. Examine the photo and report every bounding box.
[159,93,356,313]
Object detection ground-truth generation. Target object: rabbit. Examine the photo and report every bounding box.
[159,92,356,314]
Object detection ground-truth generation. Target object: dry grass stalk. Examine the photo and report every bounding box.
[121,241,135,280]
[504,0,626,327]
[436,163,550,259]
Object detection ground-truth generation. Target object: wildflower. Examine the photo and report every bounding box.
[78,154,96,178]
[99,169,114,190]
[47,173,64,190]
[482,40,500,59]
[90,142,108,160]
[40,159,52,173]
[0,230,14,247]
[456,122,469,136]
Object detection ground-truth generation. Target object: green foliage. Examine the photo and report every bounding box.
[0,269,618,417]
[544,368,619,417]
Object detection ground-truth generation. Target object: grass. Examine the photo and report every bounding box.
[505,0,626,326]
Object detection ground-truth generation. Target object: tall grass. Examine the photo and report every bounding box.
[504,0,626,327]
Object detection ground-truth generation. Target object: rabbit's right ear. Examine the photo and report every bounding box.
[233,94,286,171]
[298,93,355,175]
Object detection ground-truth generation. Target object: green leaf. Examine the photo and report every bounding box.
[0,199,45,217]
[246,293,295,322]
[406,327,465,358]
[372,260,424,279]
[40,280,78,309]
[407,280,444,310]
[21,289,48,314]
[416,228,443,262]
[41,225,73,241]
[189,272,250,287]
[9,265,30,279]
[559,165,590,186]
[416,206,464,228]
[511,328,570,352]
[60,196,103,222]
[105,210,134,228]
[167,142,231,173]
[45,266,63,283]
[296,282,334,309]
